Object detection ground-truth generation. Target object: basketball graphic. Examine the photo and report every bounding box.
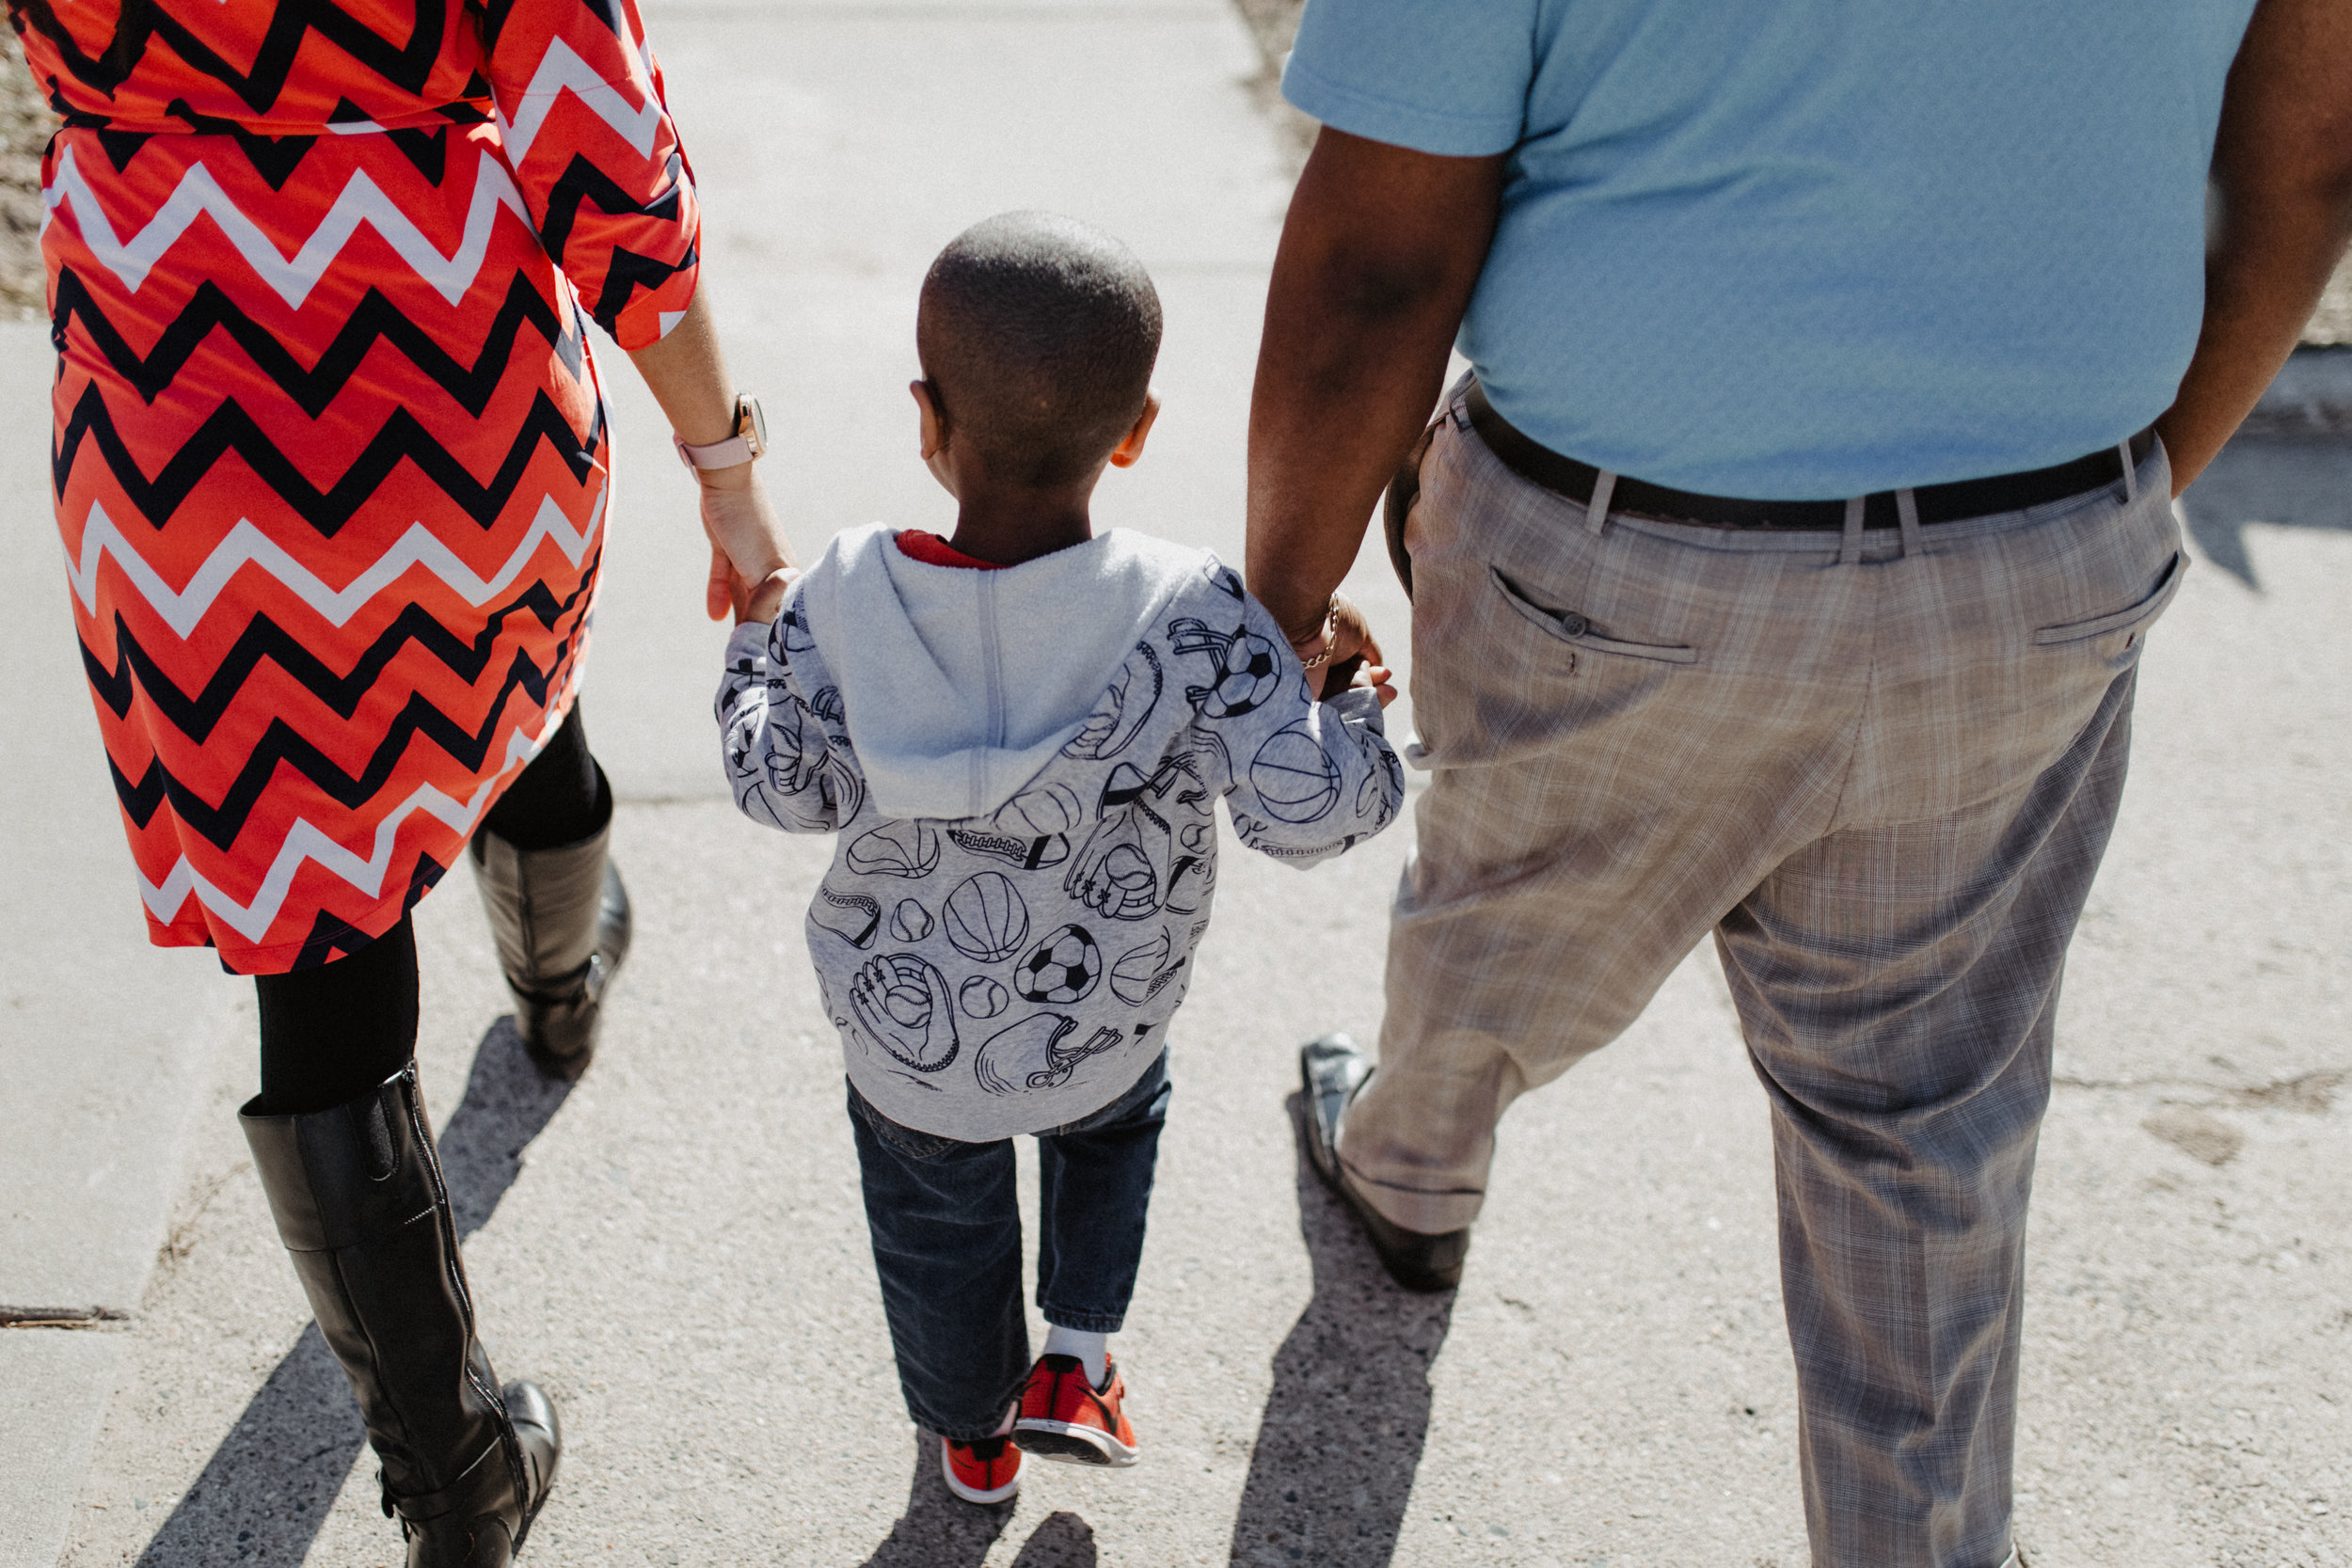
[1249,722,1343,824]
[1064,642,1163,761]
[947,827,1070,870]
[975,1013,1126,1096]
[1169,618,1281,718]
[1110,930,1186,1006]
[960,975,1011,1020]
[1016,924,1102,1005]
[848,819,942,879]
[811,885,881,950]
[942,873,1030,962]
[890,899,933,943]
[993,781,1087,838]
[850,954,959,1072]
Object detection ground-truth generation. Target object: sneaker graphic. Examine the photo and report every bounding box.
[941,1434,1022,1504]
[1012,1353,1139,1466]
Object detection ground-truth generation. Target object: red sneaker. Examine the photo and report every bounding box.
[1013,1354,1139,1467]
[940,1434,1022,1504]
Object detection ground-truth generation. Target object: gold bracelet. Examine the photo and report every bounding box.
[1293,597,1341,670]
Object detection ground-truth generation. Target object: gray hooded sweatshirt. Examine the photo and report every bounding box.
[716,524,1405,1141]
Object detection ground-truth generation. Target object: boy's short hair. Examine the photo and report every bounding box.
[917,212,1163,487]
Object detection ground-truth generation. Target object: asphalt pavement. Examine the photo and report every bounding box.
[6,2,2350,1565]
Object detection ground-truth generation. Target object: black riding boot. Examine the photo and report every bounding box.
[469,771,632,1081]
[242,1063,561,1566]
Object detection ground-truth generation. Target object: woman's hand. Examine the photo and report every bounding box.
[696,463,791,622]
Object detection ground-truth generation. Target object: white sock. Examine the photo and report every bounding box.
[1042,1324,1110,1389]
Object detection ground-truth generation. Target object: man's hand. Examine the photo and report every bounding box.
[1289,591,1385,699]
[2157,0,2352,493]
[1247,128,1504,673]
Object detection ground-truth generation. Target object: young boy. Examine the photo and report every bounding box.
[715,211,1404,1505]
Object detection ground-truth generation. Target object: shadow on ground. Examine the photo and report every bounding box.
[2177,435,2352,588]
[853,1431,1101,1567]
[133,1018,572,1566]
[1224,1094,1455,1568]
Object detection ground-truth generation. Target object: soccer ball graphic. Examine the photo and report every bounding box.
[1015,924,1102,1005]
[1170,618,1282,719]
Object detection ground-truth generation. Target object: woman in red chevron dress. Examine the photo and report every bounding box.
[14,1,788,1558]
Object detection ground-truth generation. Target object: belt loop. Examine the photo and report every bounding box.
[2117,439,2137,503]
[1895,487,1923,558]
[1586,471,1617,537]
[1839,496,1865,564]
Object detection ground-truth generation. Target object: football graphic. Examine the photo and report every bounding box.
[810,684,845,724]
[811,885,881,950]
[960,974,1011,1019]
[947,827,1070,870]
[1063,641,1163,761]
[1015,924,1102,1005]
[942,872,1030,962]
[993,781,1087,838]
[1249,721,1343,824]
[890,899,933,943]
[1169,617,1281,718]
[848,819,942,878]
[1110,930,1187,1006]
[975,1013,1126,1096]
[850,953,959,1072]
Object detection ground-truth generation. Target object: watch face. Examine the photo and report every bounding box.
[740,393,768,456]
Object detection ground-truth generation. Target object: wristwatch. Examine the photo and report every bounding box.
[674,392,768,472]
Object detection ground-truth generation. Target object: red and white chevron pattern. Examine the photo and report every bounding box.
[22,0,701,971]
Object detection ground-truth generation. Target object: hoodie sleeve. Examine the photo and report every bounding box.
[1206,594,1407,866]
[715,609,861,834]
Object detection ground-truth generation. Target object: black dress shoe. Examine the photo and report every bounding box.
[1297,1034,1470,1293]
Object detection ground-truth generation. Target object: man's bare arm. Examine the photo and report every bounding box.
[1247,129,1506,668]
[2158,0,2352,494]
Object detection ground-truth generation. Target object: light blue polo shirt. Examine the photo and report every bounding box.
[1283,0,2256,499]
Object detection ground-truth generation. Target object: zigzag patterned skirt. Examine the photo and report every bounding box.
[48,124,606,974]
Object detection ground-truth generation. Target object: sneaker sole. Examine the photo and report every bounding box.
[939,1442,1020,1505]
[1014,1418,1139,1467]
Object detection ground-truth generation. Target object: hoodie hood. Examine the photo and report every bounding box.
[798,524,1209,820]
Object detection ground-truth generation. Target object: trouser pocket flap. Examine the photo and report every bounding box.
[1490,566,1699,664]
[2031,550,2186,646]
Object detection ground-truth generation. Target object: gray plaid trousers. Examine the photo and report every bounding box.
[1342,391,2184,1568]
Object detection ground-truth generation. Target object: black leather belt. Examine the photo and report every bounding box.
[1463,382,2156,531]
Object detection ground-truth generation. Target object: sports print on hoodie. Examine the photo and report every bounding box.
[716,525,1406,1142]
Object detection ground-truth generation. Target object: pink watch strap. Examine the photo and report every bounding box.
[675,433,755,471]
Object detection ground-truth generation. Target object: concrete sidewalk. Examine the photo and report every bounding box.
[8,3,2350,1566]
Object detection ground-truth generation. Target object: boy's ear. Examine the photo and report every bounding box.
[1106,390,1161,469]
[911,378,947,459]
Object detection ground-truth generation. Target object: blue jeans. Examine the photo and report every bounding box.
[847,1051,1170,1441]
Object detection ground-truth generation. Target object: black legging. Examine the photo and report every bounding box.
[251,704,608,1114]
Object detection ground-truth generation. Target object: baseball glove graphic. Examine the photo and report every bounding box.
[850,953,961,1072]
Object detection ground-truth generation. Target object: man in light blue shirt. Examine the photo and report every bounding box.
[1256,4,2352,1565]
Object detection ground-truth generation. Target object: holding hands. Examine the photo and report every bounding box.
[622,292,801,626]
